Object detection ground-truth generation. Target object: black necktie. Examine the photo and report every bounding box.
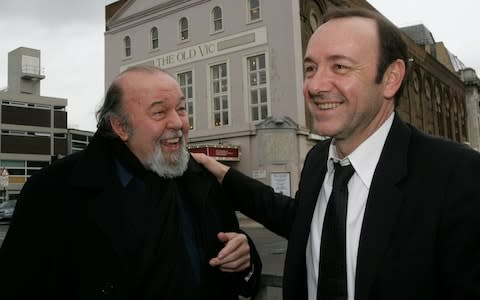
[317,162,355,300]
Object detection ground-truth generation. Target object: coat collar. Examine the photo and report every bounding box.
[354,113,411,300]
[65,132,213,258]
[285,114,411,300]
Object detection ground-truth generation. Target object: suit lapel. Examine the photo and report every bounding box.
[284,141,330,299]
[355,115,410,300]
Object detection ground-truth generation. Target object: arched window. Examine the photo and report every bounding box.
[150,27,158,49]
[124,36,131,57]
[212,6,223,32]
[247,0,260,22]
[179,17,189,41]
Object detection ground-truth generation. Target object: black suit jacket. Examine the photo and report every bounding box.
[223,114,480,299]
[0,132,261,300]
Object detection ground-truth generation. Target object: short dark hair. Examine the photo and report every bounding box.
[322,7,409,106]
[96,65,165,135]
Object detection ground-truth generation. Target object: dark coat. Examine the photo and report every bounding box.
[223,114,480,299]
[0,132,261,300]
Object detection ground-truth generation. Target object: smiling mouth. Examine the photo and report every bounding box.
[161,137,181,146]
[315,102,341,110]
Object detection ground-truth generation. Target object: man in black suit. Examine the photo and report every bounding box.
[193,7,480,300]
[0,66,261,299]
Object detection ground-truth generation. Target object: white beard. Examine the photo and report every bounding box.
[146,135,189,178]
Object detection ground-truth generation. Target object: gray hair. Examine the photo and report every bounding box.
[95,65,166,136]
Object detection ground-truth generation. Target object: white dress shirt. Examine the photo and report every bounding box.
[306,113,394,300]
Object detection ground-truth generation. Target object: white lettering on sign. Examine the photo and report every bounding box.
[120,27,267,71]
[156,43,217,68]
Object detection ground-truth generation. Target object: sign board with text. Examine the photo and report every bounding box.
[270,172,291,197]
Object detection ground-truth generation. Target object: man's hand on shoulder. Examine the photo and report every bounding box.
[191,153,229,183]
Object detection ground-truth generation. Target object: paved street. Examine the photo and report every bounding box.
[239,214,286,300]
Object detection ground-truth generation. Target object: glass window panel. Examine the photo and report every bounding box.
[214,97,220,110]
[250,73,258,86]
[214,113,221,126]
[27,169,41,176]
[259,70,266,84]
[212,67,219,79]
[222,112,229,125]
[180,18,189,40]
[124,36,131,56]
[27,161,48,168]
[221,64,227,77]
[221,79,228,92]
[247,53,268,121]
[260,88,267,103]
[252,107,259,121]
[250,7,260,20]
[213,81,220,93]
[7,169,25,176]
[259,54,265,69]
[179,75,185,86]
[213,7,222,19]
[187,86,193,97]
[188,102,193,113]
[222,96,228,108]
[251,90,258,104]
[151,27,159,49]
[180,18,188,30]
[214,20,222,31]
[1,160,25,168]
[261,106,268,119]
[249,59,257,71]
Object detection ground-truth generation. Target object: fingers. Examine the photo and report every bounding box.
[190,153,229,183]
[209,232,251,272]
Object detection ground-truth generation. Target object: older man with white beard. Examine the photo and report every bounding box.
[0,66,262,300]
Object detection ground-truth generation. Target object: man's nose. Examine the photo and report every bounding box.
[167,110,183,129]
[305,67,332,92]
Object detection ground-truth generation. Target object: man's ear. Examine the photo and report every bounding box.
[383,59,406,99]
[110,116,129,142]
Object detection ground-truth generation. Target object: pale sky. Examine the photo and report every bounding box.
[0,0,478,132]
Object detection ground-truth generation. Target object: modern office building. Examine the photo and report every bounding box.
[104,0,473,194]
[0,47,68,200]
[0,48,96,200]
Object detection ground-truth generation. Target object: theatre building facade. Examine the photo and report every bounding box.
[105,0,475,194]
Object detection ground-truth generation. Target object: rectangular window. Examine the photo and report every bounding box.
[212,7,223,32]
[0,160,46,183]
[179,18,189,41]
[248,0,260,22]
[247,54,269,121]
[210,63,229,127]
[22,55,41,75]
[177,71,195,129]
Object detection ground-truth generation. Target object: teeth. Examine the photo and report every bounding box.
[165,137,180,144]
[317,103,340,110]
